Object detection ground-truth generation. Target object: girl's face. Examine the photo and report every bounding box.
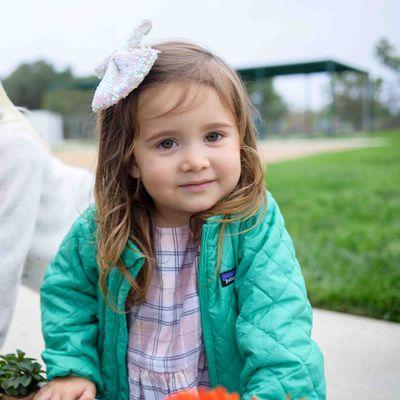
[130,82,241,227]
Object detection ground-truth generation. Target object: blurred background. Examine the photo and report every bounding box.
[1,1,399,399]
[1,0,399,142]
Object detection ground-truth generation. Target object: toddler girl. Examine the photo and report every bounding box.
[36,20,326,400]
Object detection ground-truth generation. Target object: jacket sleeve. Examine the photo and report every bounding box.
[40,212,104,393]
[235,191,326,400]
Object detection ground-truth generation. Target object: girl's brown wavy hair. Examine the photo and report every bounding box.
[94,40,267,313]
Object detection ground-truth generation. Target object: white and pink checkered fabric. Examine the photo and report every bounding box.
[127,222,210,399]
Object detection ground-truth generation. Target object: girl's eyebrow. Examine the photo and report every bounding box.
[144,122,234,143]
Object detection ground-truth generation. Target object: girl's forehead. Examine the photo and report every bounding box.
[136,82,230,123]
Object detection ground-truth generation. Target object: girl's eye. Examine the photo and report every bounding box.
[206,131,223,142]
[157,139,176,150]
[156,131,223,150]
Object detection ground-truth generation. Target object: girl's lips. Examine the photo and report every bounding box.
[179,180,215,192]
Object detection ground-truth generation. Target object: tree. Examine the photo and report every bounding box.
[42,89,95,139]
[2,60,73,109]
[375,38,400,113]
[244,77,289,137]
[2,60,100,138]
[321,72,391,132]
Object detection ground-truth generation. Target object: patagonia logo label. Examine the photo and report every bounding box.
[220,267,236,287]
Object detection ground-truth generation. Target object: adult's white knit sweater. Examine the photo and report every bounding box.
[0,83,94,347]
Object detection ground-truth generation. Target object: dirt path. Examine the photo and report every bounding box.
[258,137,386,163]
[52,137,386,171]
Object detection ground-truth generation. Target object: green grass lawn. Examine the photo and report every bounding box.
[265,130,400,322]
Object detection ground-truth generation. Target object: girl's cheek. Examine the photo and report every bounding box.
[219,151,241,169]
[148,163,171,183]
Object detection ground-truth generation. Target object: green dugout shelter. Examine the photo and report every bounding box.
[235,59,371,136]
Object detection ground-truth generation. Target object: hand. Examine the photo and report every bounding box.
[33,376,96,400]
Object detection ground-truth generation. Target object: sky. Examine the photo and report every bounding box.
[1,0,399,110]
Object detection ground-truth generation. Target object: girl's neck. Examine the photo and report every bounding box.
[152,211,190,229]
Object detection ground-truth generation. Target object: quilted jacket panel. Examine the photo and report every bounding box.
[40,190,326,399]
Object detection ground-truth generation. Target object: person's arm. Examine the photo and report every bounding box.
[235,191,326,400]
[0,130,44,348]
[40,210,104,395]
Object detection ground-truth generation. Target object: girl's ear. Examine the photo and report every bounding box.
[129,159,140,179]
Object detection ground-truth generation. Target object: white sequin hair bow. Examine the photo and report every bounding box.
[92,19,161,113]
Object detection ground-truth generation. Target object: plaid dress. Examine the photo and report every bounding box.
[127,222,210,399]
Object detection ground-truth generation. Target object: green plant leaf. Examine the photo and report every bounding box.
[0,350,47,396]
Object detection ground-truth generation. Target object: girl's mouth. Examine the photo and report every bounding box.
[179,180,215,192]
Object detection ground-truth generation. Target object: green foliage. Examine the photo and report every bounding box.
[43,88,92,114]
[375,38,400,74]
[1,60,99,138]
[317,38,400,133]
[374,38,400,114]
[0,350,47,397]
[2,60,73,109]
[266,131,400,322]
[321,72,391,131]
[42,88,96,139]
[245,77,289,137]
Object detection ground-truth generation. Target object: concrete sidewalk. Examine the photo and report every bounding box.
[2,286,399,399]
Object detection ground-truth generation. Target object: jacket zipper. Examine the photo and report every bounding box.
[198,224,218,387]
[110,259,144,400]
[110,274,124,399]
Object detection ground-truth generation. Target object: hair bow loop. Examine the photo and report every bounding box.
[92,19,160,113]
[127,19,153,50]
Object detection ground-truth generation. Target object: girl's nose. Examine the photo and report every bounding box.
[179,147,210,173]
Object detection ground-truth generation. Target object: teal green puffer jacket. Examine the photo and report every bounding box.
[40,190,326,400]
